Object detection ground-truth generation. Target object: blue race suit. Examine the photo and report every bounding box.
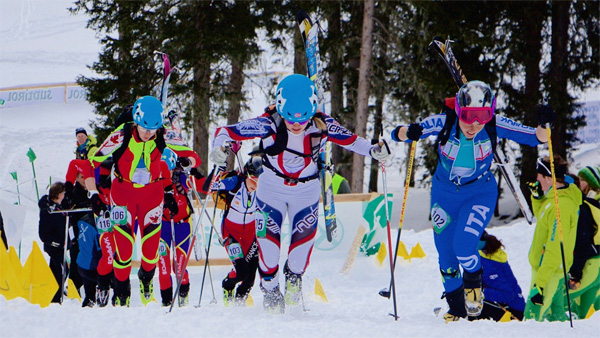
[393,113,540,293]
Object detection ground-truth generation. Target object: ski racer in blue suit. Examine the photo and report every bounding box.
[391,80,553,322]
[210,74,392,313]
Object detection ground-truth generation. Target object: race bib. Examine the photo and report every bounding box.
[96,214,113,234]
[158,239,168,256]
[110,206,128,227]
[431,203,451,234]
[227,243,244,261]
[132,167,151,185]
[256,211,268,238]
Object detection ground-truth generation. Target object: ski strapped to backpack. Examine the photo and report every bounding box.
[296,9,338,242]
[429,36,534,224]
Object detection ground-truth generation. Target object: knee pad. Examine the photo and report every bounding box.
[440,267,461,284]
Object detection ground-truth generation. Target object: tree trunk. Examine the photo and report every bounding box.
[192,59,212,177]
[226,55,245,171]
[351,0,374,193]
[518,2,545,209]
[368,95,382,192]
[326,2,346,178]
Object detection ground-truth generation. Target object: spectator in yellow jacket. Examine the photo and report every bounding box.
[524,155,581,322]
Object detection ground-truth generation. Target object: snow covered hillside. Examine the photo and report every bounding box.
[1,1,599,337]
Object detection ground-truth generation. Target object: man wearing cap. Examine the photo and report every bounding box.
[75,127,98,160]
[524,155,582,322]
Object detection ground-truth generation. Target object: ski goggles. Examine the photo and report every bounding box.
[455,99,496,125]
[456,106,494,124]
[285,118,309,126]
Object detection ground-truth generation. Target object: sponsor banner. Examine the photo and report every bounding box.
[576,101,600,144]
[0,83,87,109]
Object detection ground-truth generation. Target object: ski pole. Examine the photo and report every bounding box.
[197,183,222,307]
[170,218,179,286]
[380,140,416,299]
[10,172,21,205]
[168,165,220,313]
[60,215,70,304]
[546,124,574,328]
[380,159,398,320]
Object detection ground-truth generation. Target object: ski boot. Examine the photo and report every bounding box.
[96,286,110,307]
[114,279,131,307]
[138,268,156,306]
[96,272,113,307]
[260,284,284,314]
[223,289,234,307]
[161,287,173,307]
[284,265,303,306]
[82,298,96,308]
[235,290,250,307]
[178,283,190,307]
[442,287,467,323]
[463,268,484,317]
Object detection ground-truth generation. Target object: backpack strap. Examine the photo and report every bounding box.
[112,123,166,182]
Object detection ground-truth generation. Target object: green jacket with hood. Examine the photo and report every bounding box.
[528,183,582,290]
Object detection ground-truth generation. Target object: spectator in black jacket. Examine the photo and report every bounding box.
[38,182,69,303]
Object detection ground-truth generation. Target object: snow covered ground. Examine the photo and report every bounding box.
[1,1,599,337]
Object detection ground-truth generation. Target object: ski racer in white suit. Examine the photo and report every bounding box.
[211,74,392,312]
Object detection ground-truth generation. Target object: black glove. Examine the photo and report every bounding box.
[535,104,556,127]
[190,167,204,180]
[530,286,544,305]
[163,191,178,216]
[177,157,192,169]
[527,181,544,200]
[89,191,107,216]
[406,123,423,141]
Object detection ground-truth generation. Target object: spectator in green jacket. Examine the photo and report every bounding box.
[524,155,581,322]
[333,172,351,194]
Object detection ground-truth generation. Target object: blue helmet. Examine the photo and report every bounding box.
[275,74,318,123]
[133,96,164,130]
[161,148,178,171]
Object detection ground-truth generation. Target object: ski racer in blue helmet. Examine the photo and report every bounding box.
[275,74,318,127]
[133,95,164,131]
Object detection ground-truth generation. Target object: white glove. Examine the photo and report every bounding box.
[370,140,392,161]
[209,146,229,167]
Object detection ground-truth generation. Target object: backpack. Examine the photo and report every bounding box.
[211,171,243,211]
[583,197,600,246]
[436,99,497,153]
